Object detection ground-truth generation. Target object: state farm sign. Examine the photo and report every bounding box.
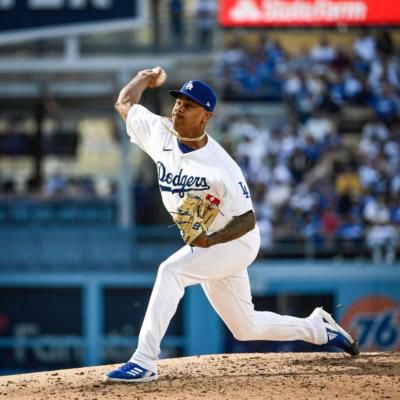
[219,0,400,27]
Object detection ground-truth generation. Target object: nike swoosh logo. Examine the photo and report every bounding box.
[163,147,172,151]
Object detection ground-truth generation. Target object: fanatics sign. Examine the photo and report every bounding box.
[219,0,400,27]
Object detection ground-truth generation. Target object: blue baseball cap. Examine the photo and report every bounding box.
[169,80,216,112]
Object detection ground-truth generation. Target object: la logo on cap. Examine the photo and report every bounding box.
[168,79,216,112]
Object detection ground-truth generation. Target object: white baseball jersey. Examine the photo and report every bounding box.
[125,104,327,375]
[126,104,254,233]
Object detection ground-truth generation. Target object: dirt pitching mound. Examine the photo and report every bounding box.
[0,352,399,400]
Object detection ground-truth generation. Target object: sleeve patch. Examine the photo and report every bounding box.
[238,182,250,199]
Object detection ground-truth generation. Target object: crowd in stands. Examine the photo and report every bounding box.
[219,29,400,112]
[2,28,400,261]
[217,29,400,263]
[0,169,115,200]
[167,0,216,48]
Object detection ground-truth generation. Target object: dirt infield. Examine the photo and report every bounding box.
[0,352,399,400]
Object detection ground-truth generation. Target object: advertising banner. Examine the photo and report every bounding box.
[219,0,400,27]
[0,1,145,44]
[341,293,400,352]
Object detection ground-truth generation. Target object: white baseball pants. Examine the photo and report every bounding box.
[130,226,327,373]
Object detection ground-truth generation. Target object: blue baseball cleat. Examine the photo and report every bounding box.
[105,362,158,383]
[315,307,359,356]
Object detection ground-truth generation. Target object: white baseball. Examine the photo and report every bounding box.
[152,67,167,86]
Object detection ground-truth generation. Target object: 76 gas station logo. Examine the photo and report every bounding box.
[342,296,400,351]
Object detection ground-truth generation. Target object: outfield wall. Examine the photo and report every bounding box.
[0,262,399,375]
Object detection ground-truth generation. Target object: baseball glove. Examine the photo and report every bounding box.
[171,194,220,245]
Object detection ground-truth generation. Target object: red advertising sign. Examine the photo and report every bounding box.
[219,0,400,27]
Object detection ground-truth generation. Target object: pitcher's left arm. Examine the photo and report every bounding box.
[191,210,255,248]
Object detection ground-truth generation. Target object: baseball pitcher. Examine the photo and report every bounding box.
[105,67,359,383]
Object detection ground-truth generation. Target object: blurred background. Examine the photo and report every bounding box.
[1,0,400,375]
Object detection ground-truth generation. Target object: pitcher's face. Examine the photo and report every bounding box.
[172,95,212,136]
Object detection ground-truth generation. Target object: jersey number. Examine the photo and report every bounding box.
[238,182,250,198]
